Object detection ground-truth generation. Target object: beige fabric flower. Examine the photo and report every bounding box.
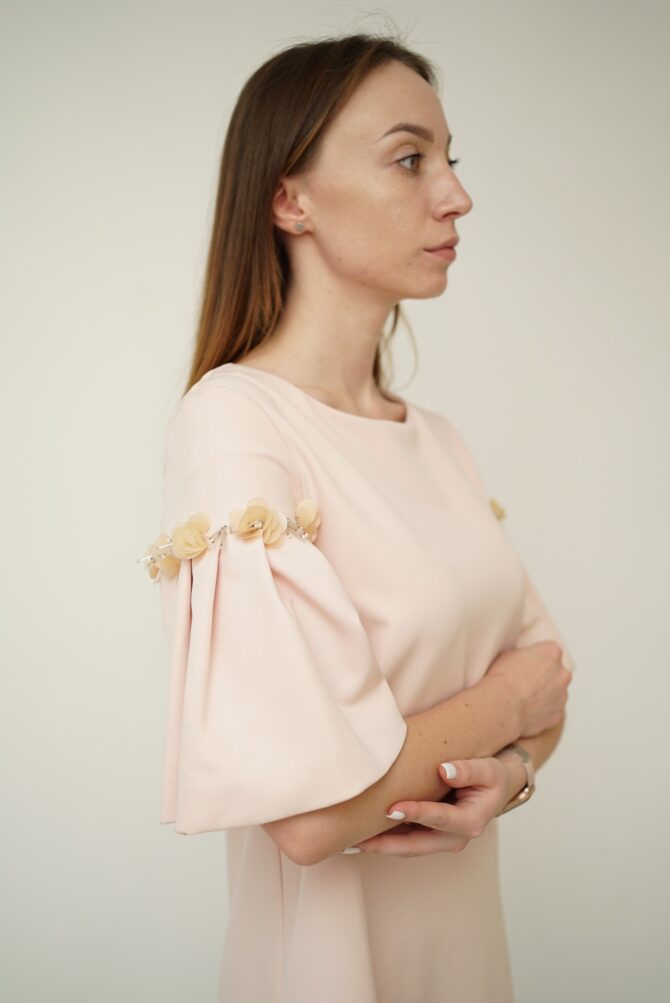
[229,497,288,548]
[171,512,212,560]
[140,495,322,582]
[295,497,321,542]
[489,497,506,523]
[143,533,181,580]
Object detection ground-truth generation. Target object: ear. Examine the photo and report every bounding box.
[272,176,310,236]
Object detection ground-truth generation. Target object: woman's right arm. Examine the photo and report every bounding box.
[263,640,570,865]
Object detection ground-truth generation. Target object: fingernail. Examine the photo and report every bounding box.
[342,846,361,853]
[386,809,406,820]
[441,762,457,778]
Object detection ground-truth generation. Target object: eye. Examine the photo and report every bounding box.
[397,152,425,172]
[397,152,461,173]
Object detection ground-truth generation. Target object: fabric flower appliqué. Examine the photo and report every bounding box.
[229,497,287,547]
[489,497,506,523]
[138,496,320,582]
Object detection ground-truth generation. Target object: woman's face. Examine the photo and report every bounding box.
[285,59,473,302]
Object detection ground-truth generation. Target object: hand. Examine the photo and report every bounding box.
[349,756,525,857]
[486,640,572,737]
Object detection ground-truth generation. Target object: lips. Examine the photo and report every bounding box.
[426,237,459,251]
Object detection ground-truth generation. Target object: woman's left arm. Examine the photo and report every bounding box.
[513,712,566,771]
[349,714,566,856]
[496,712,566,804]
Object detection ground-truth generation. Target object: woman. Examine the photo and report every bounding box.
[140,30,574,1003]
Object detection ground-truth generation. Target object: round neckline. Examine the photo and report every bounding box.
[226,362,414,427]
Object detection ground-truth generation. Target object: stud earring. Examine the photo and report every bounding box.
[295,222,305,232]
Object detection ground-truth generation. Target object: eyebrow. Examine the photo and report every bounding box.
[377,122,453,151]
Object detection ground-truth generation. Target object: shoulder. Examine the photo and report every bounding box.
[411,400,467,450]
[165,367,299,475]
[170,366,283,431]
[413,403,491,495]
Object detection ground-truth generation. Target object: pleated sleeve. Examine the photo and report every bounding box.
[145,381,408,835]
[445,417,577,673]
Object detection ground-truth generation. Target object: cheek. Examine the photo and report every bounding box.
[314,172,418,269]
[316,160,416,224]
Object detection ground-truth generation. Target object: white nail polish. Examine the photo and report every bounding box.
[441,762,457,778]
[342,846,361,853]
[386,810,406,820]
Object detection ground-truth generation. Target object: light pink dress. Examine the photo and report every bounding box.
[154,361,575,1003]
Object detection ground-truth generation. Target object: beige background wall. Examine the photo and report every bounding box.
[2,1,668,1000]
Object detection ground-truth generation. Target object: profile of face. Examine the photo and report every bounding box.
[273,59,473,304]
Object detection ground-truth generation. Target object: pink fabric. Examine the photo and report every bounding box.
[156,362,575,1002]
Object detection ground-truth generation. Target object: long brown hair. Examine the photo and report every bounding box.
[183,30,438,397]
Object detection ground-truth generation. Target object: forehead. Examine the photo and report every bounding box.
[326,60,448,149]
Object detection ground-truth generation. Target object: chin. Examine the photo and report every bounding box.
[403,272,449,301]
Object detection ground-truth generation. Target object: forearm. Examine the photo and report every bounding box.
[517,712,566,773]
[290,673,522,865]
[495,712,567,806]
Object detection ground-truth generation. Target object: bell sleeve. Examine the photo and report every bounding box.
[143,381,408,835]
[445,417,577,673]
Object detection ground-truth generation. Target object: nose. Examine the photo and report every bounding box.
[434,173,473,219]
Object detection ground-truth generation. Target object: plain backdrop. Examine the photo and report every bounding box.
[2,1,668,1000]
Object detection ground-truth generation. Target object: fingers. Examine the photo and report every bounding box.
[438,758,497,788]
[381,758,504,842]
[357,828,470,857]
[384,798,484,838]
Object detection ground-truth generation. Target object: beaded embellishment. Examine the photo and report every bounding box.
[489,497,506,522]
[138,496,320,582]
